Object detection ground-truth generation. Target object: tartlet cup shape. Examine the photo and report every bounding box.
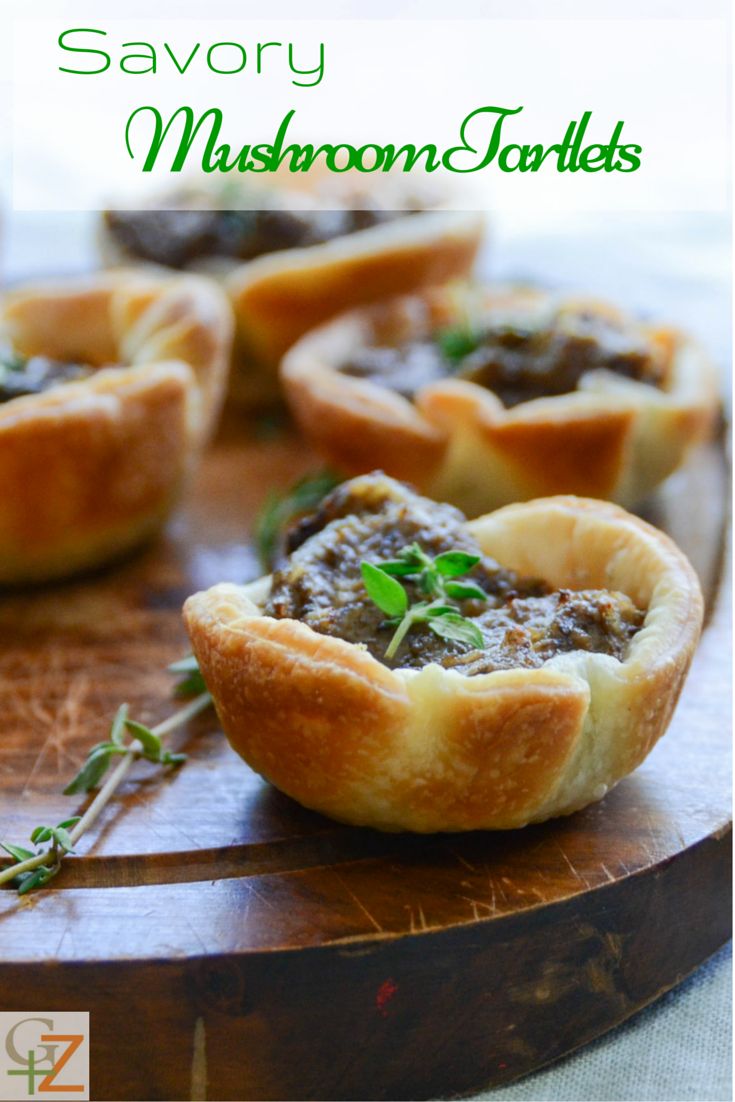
[0,270,232,583]
[281,287,719,512]
[184,495,703,833]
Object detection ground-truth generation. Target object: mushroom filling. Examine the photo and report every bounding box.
[0,349,95,403]
[265,474,644,675]
[339,303,667,408]
[104,205,412,269]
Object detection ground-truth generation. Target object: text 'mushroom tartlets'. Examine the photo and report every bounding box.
[281,285,719,514]
[100,180,484,407]
[0,270,232,584]
[184,473,703,833]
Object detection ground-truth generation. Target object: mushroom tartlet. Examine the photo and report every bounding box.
[281,286,718,514]
[0,270,232,584]
[101,183,484,407]
[184,473,703,833]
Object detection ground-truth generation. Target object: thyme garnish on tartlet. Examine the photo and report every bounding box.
[0,659,212,896]
[361,542,487,660]
[436,324,481,364]
[435,285,485,365]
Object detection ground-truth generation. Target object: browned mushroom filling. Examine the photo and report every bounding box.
[265,473,644,675]
[0,350,94,404]
[339,304,667,408]
[104,206,411,270]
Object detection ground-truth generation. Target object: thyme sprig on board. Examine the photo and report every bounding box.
[361,543,488,660]
[1,818,81,895]
[0,659,212,895]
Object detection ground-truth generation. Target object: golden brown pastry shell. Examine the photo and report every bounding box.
[225,211,484,406]
[102,209,484,408]
[281,287,719,512]
[184,495,703,833]
[0,271,232,583]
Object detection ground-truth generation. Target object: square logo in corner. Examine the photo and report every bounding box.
[0,1013,89,1101]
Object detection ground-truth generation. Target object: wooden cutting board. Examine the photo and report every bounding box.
[0,420,730,1102]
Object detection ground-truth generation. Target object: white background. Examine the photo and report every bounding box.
[4,1,731,213]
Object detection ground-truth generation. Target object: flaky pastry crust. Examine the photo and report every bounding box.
[225,211,484,407]
[281,286,719,512]
[102,205,484,408]
[0,271,232,583]
[184,496,703,832]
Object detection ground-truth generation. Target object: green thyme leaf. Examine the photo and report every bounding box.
[437,325,481,364]
[0,841,34,863]
[17,864,59,895]
[371,560,421,576]
[175,670,207,697]
[51,828,75,855]
[443,581,488,601]
[433,551,481,577]
[360,562,408,618]
[87,741,115,755]
[124,719,162,760]
[109,703,129,746]
[427,613,485,649]
[63,746,115,795]
[169,655,207,698]
[361,541,489,661]
[29,822,79,855]
[255,470,341,569]
[420,603,456,618]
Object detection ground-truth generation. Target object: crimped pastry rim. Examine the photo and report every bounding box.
[280,286,720,510]
[281,285,717,431]
[0,360,193,424]
[0,268,233,439]
[224,210,486,292]
[0,269,233,583]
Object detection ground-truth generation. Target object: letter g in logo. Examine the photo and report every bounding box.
[5,1017,58,1068]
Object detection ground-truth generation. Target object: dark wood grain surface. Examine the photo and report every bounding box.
[0,414,730,1101]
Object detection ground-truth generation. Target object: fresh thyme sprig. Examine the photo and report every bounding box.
[60,703,188,797]
[437,324,481,364]
[360,542,488,660]
[255,470,341,570]
[0,657,212,895]
[1,818,81,895]
[436,286,484,365]
[168,654,208,698]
